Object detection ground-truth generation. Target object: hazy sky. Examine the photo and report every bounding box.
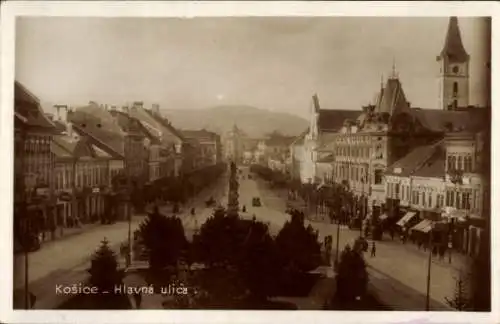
[15,17,490,119]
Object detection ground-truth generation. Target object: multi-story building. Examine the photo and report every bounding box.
[181,129,222,168]
[14,81,58,246]
[224,124,246,164]
[290,17,489,256]
[128,102,184,178]
[67,103,131,219]
[51,115,115,229]
[255,133,295,173]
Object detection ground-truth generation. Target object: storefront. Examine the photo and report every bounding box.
[396,211,417,230]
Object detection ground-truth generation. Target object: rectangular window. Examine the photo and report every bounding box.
[455,192,460,209]
[422,191,426,206]
[374,170,382,184]
[428,193,433,208]
[395,183,400,199]
[457,156,463,171]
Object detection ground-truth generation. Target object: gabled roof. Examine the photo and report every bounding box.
[410,107,487,133]
[142,109,186,142]
[386,140,443,177]
[438,17,469,63]
[51,138,73,159]
[71,123,125,159]
[375,77,410,115]
[318,109,360,132]
[68,104,125,157]
[52,134,113,160]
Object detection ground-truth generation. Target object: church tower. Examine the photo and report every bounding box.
[437,17,470,111]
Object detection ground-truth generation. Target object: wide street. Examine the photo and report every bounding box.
[238,166,466,311]
[13,172,229,309]
[13,165,466,310]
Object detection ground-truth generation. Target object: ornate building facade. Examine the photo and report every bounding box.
[291,17,489,255]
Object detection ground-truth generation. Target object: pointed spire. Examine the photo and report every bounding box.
[390,57,398,79]
[438,16,469,62]
[312,93,320,113]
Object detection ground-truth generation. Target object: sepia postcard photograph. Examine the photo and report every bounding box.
[1,2,498,324]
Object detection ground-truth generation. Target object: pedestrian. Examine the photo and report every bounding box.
[371,242,376,257]
[439,246,445,261]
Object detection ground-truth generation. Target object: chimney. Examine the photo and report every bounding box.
[54,104,69,123]
[152,104,160,116]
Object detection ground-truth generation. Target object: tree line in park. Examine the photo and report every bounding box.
[110,163,227,212]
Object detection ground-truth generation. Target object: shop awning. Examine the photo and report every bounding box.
[410,219,433,233]
[379,213,389,221]
[396,211,416,227]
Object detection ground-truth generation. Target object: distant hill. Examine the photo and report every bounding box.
[161,105,309,138]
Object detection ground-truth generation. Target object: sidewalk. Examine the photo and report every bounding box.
[13,216,144,309]
[252,179,465,310]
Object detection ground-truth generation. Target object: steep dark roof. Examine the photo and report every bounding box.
[318,109,360,132]
[51,136,74,159]
[410,107,487,133]
[375,78,410,115]
[412,147,446,178]
[14,81,56,130]
[143,109,186,142]
[69,104,125,158]
[386,141,443,177]
[15,81,40,105]
[438,17,469,63]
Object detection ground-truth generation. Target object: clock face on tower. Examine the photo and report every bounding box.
[452,66,459,74]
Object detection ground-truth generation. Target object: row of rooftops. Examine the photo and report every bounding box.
[14,81,220,162]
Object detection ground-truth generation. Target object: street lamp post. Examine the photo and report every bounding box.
[425,221,435,311]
